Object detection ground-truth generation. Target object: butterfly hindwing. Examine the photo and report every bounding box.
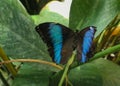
[77,26,96,63]
[35,22,75,64]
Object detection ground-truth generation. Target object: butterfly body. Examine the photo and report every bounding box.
[35,22,96,64]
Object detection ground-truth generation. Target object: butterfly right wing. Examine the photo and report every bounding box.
[77,26,96,63]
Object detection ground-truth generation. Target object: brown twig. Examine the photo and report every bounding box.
[0,59,63,70]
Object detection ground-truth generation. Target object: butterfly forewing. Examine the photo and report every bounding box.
[35,22,75,64]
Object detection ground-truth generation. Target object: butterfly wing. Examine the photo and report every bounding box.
[35,22,75,64]
[77,26,96,63]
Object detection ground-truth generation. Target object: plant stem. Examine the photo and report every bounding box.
[58,51,76,86]
[0,47,17,76]
[90,44,120,61]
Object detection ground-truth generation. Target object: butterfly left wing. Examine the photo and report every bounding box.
[77,26,96,63]
[35,22,75,64]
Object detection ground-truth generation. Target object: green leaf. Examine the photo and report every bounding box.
[70,0,120,35]
[0,0,49,60]
[68,58,120,86]
[32,5,69,26]
[12,63,53,86]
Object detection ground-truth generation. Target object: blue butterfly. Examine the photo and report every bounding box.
[35,22,96,64]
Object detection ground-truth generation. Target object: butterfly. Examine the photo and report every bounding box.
[35,22,96,64]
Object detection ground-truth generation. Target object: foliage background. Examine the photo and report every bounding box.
[0,0,120,86]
